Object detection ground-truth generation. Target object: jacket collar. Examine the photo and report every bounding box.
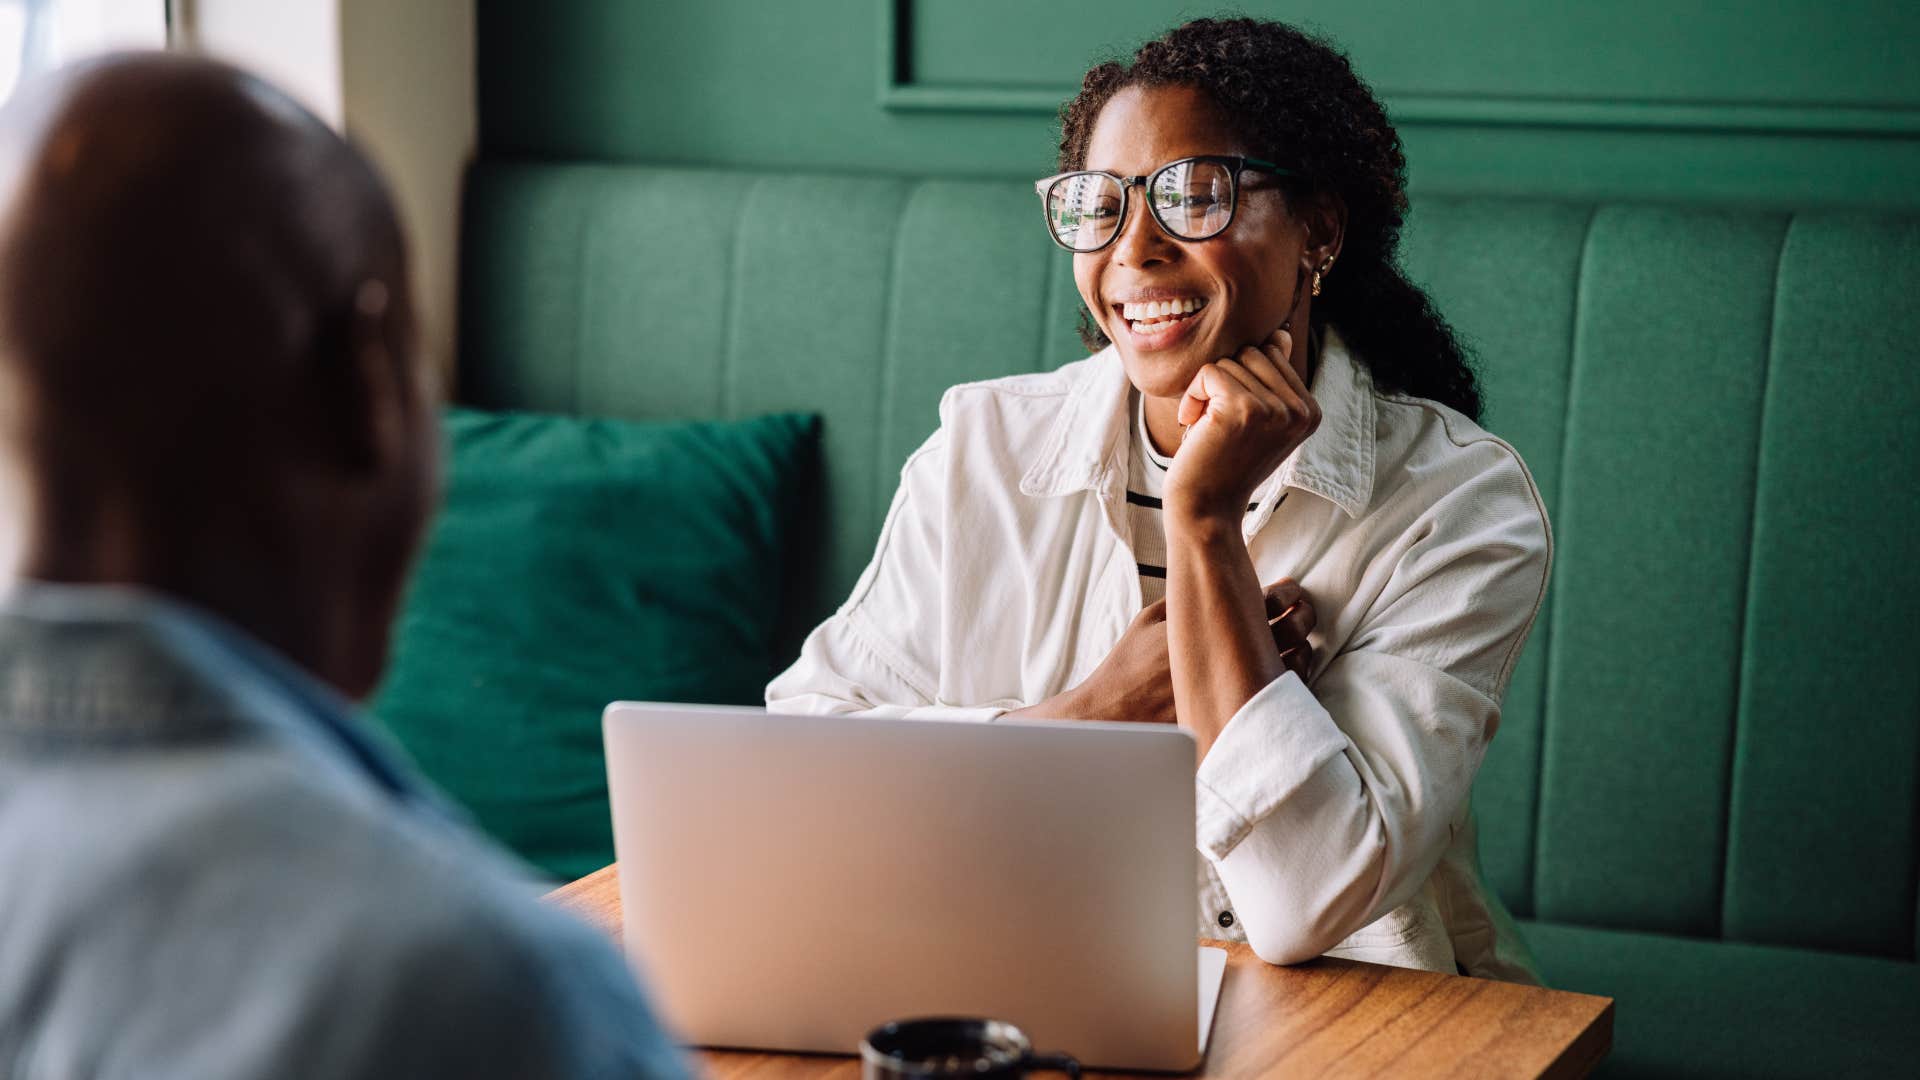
[1020,327,1377,528]
[0,581,424,802]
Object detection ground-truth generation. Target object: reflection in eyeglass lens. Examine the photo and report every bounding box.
[1154,161,1232,239]
[1049,173,1125,250]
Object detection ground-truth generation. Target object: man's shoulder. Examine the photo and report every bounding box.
[0,735,686,1076]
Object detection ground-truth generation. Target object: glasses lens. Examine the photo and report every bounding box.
[1047,173,1124,251]
[1150,159,1234,241]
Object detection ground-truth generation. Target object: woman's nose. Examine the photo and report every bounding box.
[1110,191,1176,268]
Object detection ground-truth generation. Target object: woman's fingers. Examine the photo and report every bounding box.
[1179,358,1264,427]
[1239,330,1292,393]
[1265,577,1316,667]
[1262,578,1304,618]
[1242,331,1318,435]
[1231,349,1289,414]
[1215,358,1272,406]
[1278,641,1314,681]
[1177,363,1217,426]
[1183,358,1274,428]
[1182,325,1316,430]
[1263,329,1312,399]
[1270,596,1315,641]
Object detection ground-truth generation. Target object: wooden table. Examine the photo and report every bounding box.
[548,865,1611,1078]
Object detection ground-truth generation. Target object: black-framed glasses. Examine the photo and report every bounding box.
[1034,155,1295,253]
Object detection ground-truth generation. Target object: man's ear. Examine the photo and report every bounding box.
[315,278,409,476]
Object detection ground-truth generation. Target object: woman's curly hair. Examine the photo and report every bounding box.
[1059,17,1481,420]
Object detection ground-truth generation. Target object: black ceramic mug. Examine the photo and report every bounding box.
[860,1018,1080,1079]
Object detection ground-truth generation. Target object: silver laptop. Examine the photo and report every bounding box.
[603,702,1227,1072]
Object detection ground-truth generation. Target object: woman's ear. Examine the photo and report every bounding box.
[1298,192,1347,273]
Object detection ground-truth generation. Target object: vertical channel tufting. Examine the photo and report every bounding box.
[1029,246,1061,374]
[1529,203,1600,926]
[870,182,915,549]
[715,172,760,422]
[573,167,751,420]
[458,162,591,413]
[1403,196,1594,917]
[1534,206,1788,935]
[1040,256,1087,371]
[1721,214,1920,958]
[567,173,595,413]
[721,172,912,619]
[1713,214,1792,940]
[879,179,1052,483]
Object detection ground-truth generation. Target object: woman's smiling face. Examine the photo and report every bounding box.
[1074,84,1309,400]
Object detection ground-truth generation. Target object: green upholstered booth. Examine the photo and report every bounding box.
[455,161,1920,1077]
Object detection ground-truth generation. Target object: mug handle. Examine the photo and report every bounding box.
[1023,1051,1081,1078]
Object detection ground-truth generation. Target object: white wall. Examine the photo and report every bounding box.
[175,0,473,384]
[181,0,342,126]
[339,0,473,386]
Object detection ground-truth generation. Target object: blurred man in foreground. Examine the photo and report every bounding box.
[0,54,685,1077]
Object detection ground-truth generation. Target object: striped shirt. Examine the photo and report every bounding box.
[1125,391,1268,606]
[1126,391,1177,605]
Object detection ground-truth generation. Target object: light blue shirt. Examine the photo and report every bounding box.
[0,583,688,1078]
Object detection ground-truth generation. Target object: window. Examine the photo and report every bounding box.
[0,0,166,104]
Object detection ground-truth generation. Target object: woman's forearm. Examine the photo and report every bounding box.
[1164,511,1288,759]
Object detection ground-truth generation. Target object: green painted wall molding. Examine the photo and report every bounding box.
[876,0,1920,139]
[480,0,1920,210]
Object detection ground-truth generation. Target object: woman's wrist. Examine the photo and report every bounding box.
[1164,500,1245,545]
[1006,683,1094,722]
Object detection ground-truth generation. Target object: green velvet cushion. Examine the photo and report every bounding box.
[372,406,819,881]
[1524,920,1920,1078]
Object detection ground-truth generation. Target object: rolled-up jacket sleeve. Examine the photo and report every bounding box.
[767,431,1013,724]
[1199,452,1550,965]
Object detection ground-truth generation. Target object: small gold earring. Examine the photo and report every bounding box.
[1311,270,1323,297]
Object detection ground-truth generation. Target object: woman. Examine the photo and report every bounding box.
[767,17,1548,984]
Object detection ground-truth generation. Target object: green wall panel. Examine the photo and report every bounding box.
[479,0,1920,209]
[1532,207,1786,935]
[902,1,1919,109]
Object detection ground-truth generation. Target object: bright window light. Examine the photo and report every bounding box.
[0,0,166,103]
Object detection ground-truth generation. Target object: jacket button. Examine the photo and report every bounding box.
[1217,910,1235,929]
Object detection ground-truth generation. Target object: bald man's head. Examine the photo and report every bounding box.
[1,52,413,467]
[0,53,440,699]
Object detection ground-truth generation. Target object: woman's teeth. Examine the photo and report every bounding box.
[1122,297,1206,332]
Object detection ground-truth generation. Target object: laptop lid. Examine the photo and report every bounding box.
[604,702,1202,1071]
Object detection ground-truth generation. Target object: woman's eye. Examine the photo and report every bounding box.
[1087,202,1121,219]
[1180,192,1220,207]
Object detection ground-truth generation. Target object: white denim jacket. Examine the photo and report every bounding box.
[767,331,1550,984]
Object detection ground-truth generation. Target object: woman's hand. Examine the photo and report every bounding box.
[1005,580,1316,724]
[1165,328,1321,523]
[1265,578,1316,682]
[1008,599,1176,725]
[1161,327,1321,756]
